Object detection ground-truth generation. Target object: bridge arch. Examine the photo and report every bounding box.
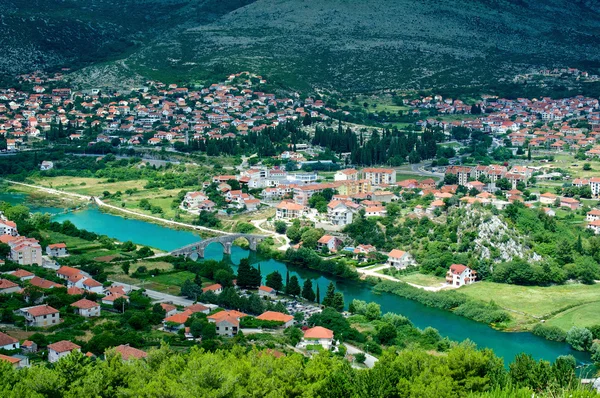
[170,233,267,259]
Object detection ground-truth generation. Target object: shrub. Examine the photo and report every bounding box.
[531,324,566,342]
[565,326,593,351]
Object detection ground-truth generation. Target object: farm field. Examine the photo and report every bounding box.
[396,273,447,288]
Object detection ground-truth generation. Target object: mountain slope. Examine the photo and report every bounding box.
[127,0,600,91]
[4,0,600,93]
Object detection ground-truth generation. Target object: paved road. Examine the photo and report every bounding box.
[344,343,379,369]
[110,281,197,307]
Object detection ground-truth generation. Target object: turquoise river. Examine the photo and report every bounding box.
[0,193,592,367]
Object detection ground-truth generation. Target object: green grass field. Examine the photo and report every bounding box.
[395,173,434,182]
[460,281,600,330]
[397,273,447,287]
[544,302,600,330]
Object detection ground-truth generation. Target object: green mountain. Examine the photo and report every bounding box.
[4,0,600,92]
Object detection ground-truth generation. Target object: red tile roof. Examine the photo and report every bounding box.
[48,340,80,353]
[71,299,99,310]
[25,305,59,317]
[256,311,293,323]
[303,326,333,339]
[114,344,147,360]
[0,331,18,347]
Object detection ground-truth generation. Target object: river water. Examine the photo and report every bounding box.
[0,193,592,366]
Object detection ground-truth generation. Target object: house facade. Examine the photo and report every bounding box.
[386,249,414,269]
[446,264,476,287]
[47,340,80,363]
[18,305,60,327]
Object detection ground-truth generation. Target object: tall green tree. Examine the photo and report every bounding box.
[322,282,336,307]
[265,271,283,292]
[287,276,301,297]
[302,279,316,302]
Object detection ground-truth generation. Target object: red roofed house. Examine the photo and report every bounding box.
[299,326,334,350]
[256,311,294,328]
[18,304,60,327]
[317,235,343,252]
[207,310,247,337]
[47,340,81,363]
[560,197,581,210]
[82,278,104,294]
[160,303,178,317]
[163,312,190,332]
[0,279,19,294]
[71,299,100,317]
[0,331,19,350]
[587,209,600,222]
[258,285,276,298]
[8,269,34,281]
[113,344,147,361]
[56,266,81,280]
[446,264,476,287]
[0,354,28,368]
[386,249,414,269]
[202,283,223,295]
[46,243,68,257]
[185,303,210,315]
[587,219,600,235]
[0,219,18,236]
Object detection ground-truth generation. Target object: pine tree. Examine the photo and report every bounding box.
[265,271,283,292]
[528,147,532,161]
[287,276,301,297]
[333,292,345,311]
[302,279,316,302]
[322,282,336,307]
[575,234,583,254]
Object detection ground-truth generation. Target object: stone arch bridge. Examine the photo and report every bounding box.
[170,234,267,259]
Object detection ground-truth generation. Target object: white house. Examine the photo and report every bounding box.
[0,220,18,236]
[46,243,68,257]
[18,305,60,327]
[47,340,80,363]
[202,283,223,295]
[207,310,247,337]
[386,249,414,269]
[327,201,358,226]
[334,169,359,181]
[40,161,54,171]
[298,326,334,350]
[446,264,476,287]
[587,209,600,222]
[0,331,19,351]
[317,235,343,252]
[258,285,276,298]
[70,299,101,317]
[0,279,20,294]
[539,192,558,205]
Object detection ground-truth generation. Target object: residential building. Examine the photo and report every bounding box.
[0,279,20,294]
[317,235,343,252]
[47,340,80,363]
[0,235,42,266]
[57,266,81,280]
[446,264,476,287]
[208,310,247,337]
[334,169,359,181]
[160,303,178,317]
[71,299,101,317]
[202,283,223,295]
[0,220,18,236]
[560,197,581,210]
[364,205,387,217]
[46,243,68,257]
[8,269,34,281]
[256,311,294,328]
[590,177,600,197]
[0,354,28,369]
[275,200,306,221]
[113,344,147,361]
[362,168,396,186]
[258,285,276,298]
[539,192,558,205]
[298,326,334,350]
[588,219,600,235]
[40,161,54,171]
[327,200,359,226]
[18,305,60,327]
[386,249,414,269]
[163,312,190,332]
[21,340,37,353]
[0,331,19,350]
[587,209,600,222]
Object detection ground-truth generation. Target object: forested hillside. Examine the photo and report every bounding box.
[3,0,600,93]
[0,344,594,397]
